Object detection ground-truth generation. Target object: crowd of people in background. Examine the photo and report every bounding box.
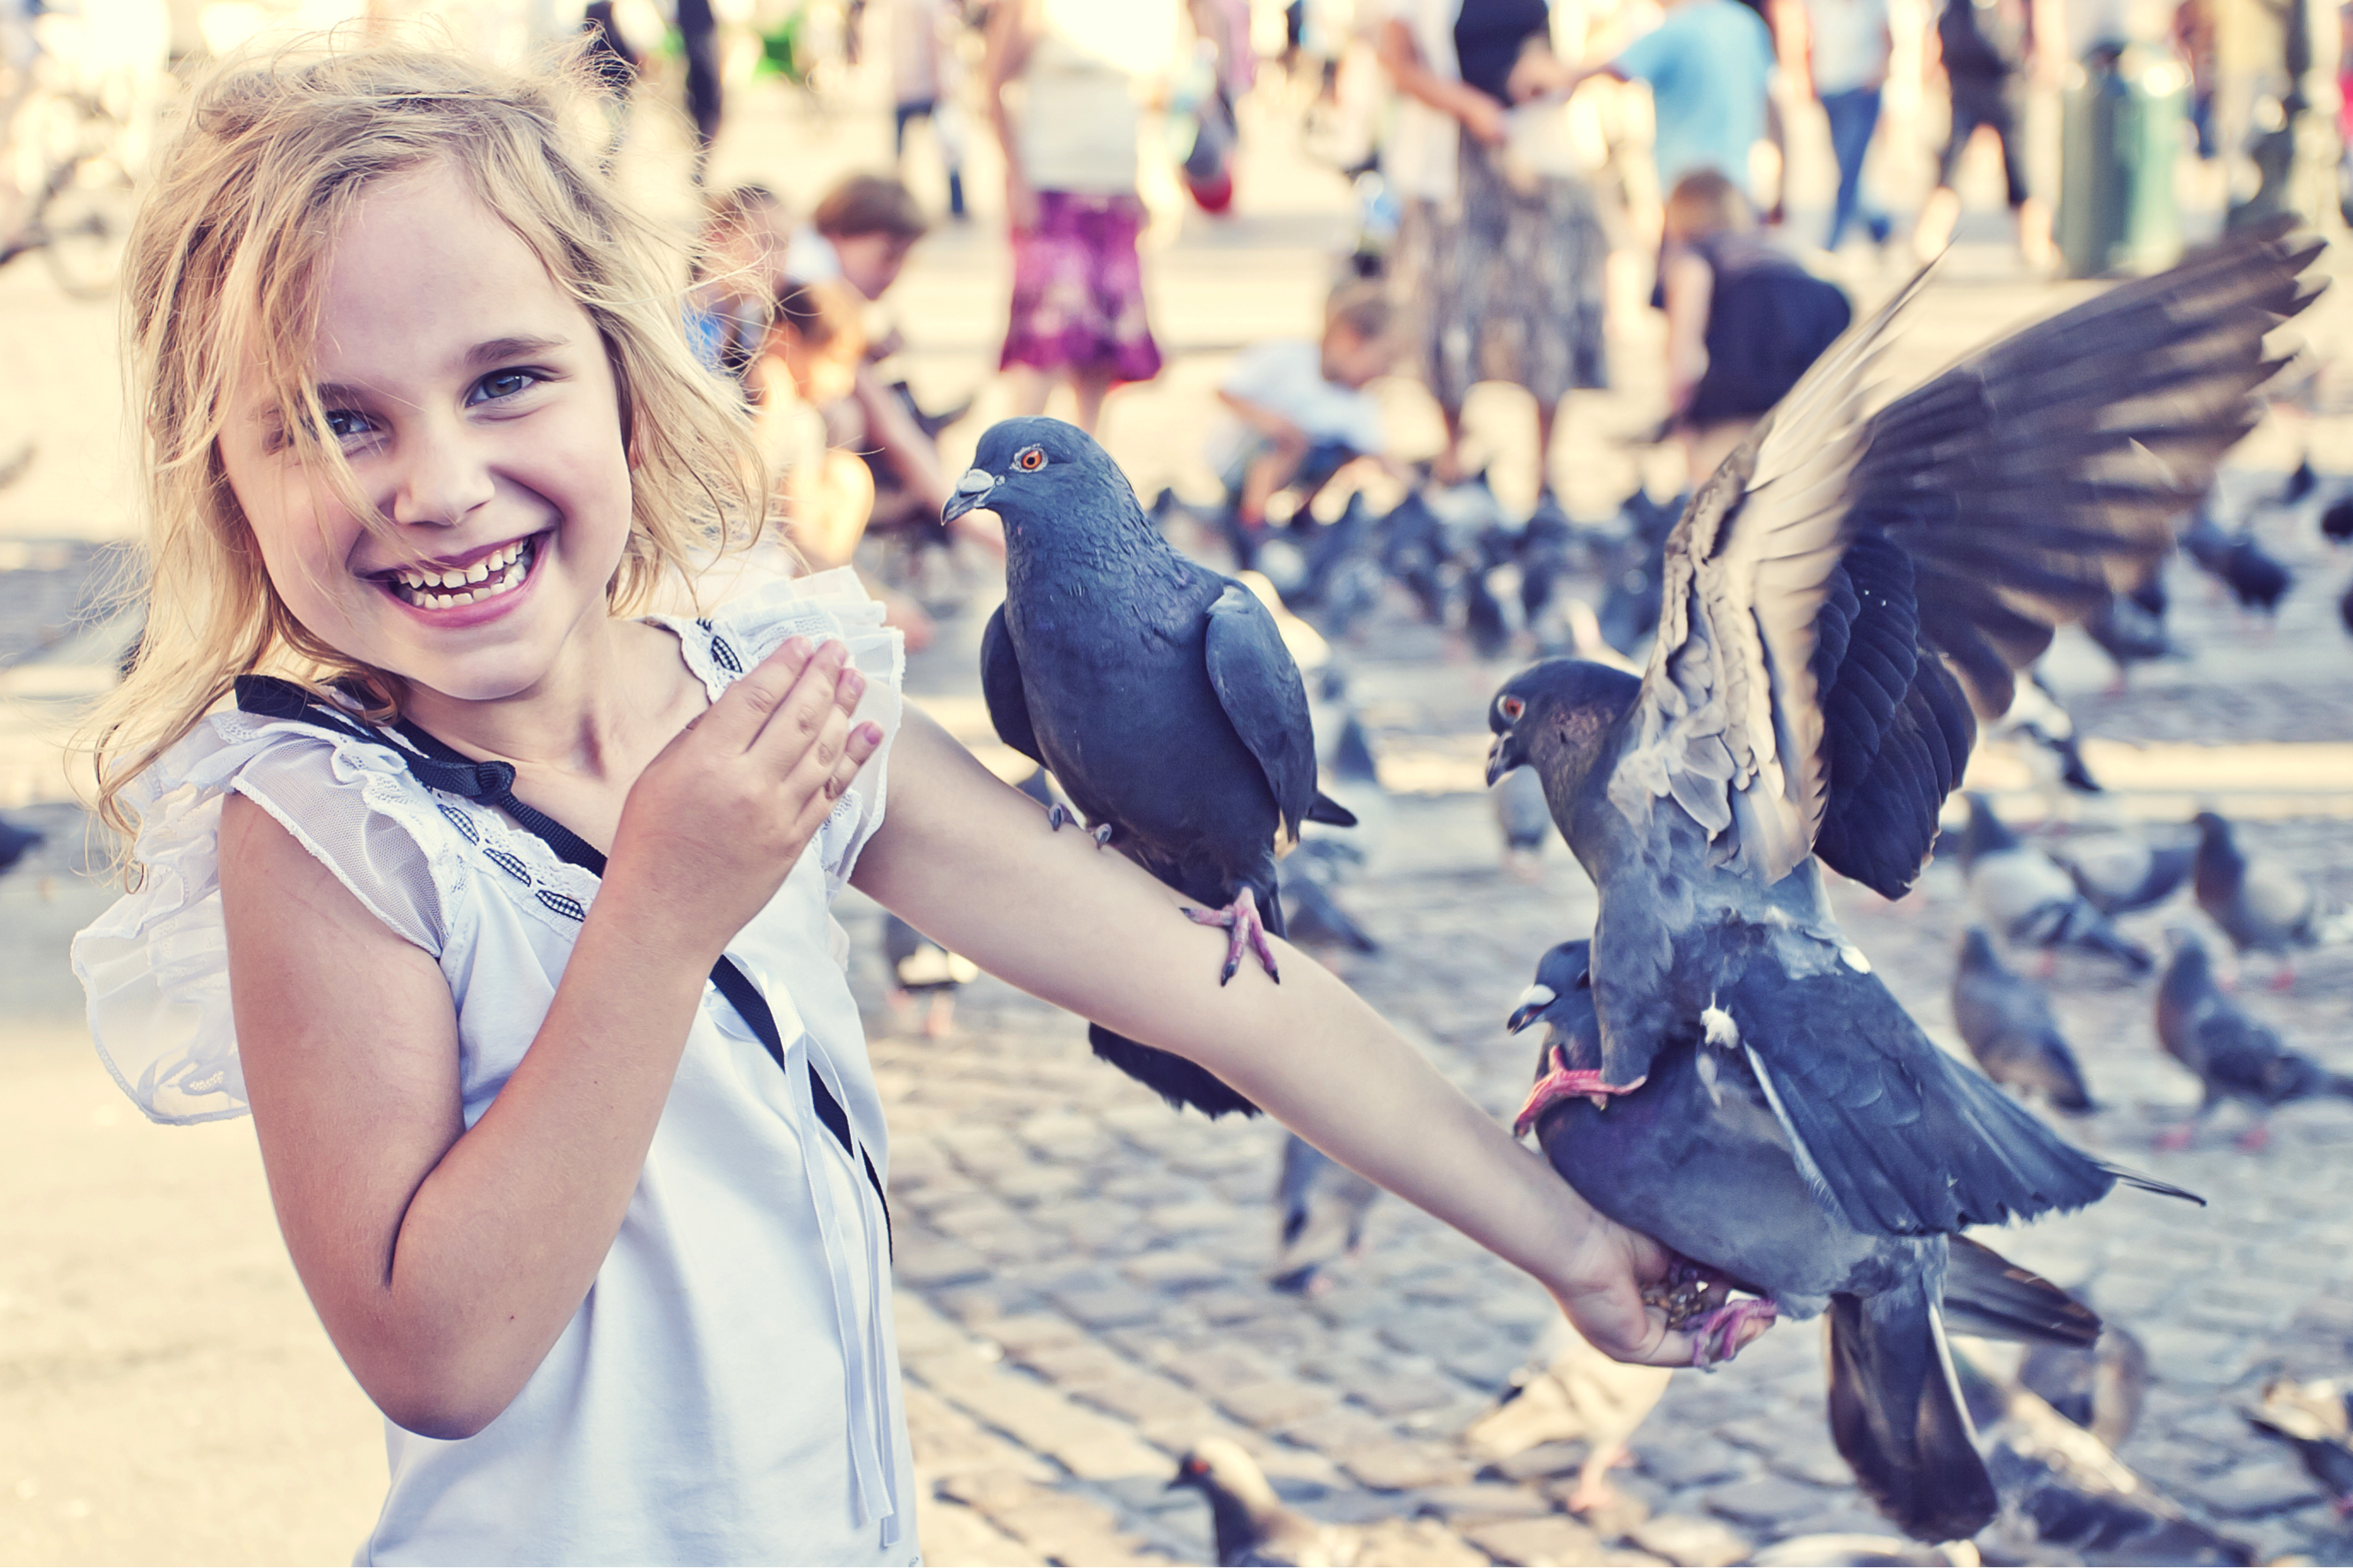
[513,0,2348,639]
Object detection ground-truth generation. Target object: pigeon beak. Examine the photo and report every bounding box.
[1506,982,1556,1034]
[1484,732,1524,789]
[942,467,996,524]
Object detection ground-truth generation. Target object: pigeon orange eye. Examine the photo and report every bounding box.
[1501,696,1525,721]
[1015,447,1046,471]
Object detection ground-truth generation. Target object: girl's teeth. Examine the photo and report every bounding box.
[394,537,533,609]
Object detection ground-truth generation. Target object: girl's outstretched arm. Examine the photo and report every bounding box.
[852,711,1735,1367]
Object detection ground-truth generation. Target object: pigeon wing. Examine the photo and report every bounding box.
[980,604,1046,768]
[1204,582,1319,842]
[1609,222,2318,898]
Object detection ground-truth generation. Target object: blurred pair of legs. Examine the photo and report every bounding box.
[1913,73,2053,267]
[1006,365,1116,435]
[1819,87,1892,250]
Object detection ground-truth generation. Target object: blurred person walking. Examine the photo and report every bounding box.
[1913,0,2056,264]
[1801,0,1895,248]
[891,0,967,220]
[983,0,1178,435]
[680,0,723,182]
[1555,0,1778,202]
[1373,0,1612,494]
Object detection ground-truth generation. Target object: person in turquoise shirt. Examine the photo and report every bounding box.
[1540,0,1777,201]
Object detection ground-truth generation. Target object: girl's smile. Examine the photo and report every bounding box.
[217,161,637,708]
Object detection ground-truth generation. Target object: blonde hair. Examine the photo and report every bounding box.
[85,37,768,838]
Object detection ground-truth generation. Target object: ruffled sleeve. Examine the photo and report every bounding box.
[72,714,468,1126]
[664,566,907,898]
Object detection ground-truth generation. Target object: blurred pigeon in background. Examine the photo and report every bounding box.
[1167,1438,1470,1565]
[1959,1351,2256,1566]
[2246,1379,2353,1515]
[1959,795,2154,973]
[2322,494,2353,546]
[1953,927,2096,1114]
[881,914,980,1038]
[1269,1134,1379,1294]
[1462,1314,1672,1514]
[2019,1325,2151,1451]
[0,813,42,879]
[2191,809,2353,986]
[2154,930,2353,1149]
[949,418,1357,1117]
[2054,825,2197,918]
[2084,578,2183,693]
[1274,841,1377,958]
[1478,220,2313,1537]
[1492,763,1553,879]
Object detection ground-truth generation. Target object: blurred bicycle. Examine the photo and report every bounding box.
[0,0,169,297]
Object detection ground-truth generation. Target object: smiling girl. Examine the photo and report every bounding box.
[73,44,1734,1566]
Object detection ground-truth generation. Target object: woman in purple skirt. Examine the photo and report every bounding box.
[983,0,1178,434]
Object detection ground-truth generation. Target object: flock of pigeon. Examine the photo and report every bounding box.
[907,220,2353,1559]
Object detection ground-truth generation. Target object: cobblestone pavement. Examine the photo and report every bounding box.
[854,546,2353,1566]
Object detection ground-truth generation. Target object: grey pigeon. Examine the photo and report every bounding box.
[1954,927,2095,1114]
[1492,763,1552,877]
[2191,809,2353,980]
[2246,1378,2353,1514]
[2085,576,2182,691]
[2054,825,2197,918]
[1274,841,1377,958]
[1959,1354,2256,1566]
[2019,1325,2150,1450]
[2322,494,2353,545]
[946,418,1356,1117]
[1269,1134,1379,1294]
[1167,1438,1483,1566]
[2154,930,2353,1149]
[1168,1438,1347,1566]
[1510,940,2117,1543]
[1477,223,2309,1537]
[1958,795,2153,973]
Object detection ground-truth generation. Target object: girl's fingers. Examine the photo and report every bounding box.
[817,722,886,805]
[701,636,819,751]
[746,639,853,761]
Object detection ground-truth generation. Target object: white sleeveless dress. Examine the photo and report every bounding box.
[73,569,917,1566]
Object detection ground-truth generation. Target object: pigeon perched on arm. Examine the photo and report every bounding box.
[1482,222,2311,1539]
[1953,927,2096,1114]
[2247,1378,2353,1515]
[1958,795,2154,973]
[945,418,1357,1117]
[1508,941,2117,1543]
[2191,809,2353,985]
[2154,930,2353,1148]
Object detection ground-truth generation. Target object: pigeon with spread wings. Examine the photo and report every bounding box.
[1486,226,2312,1536]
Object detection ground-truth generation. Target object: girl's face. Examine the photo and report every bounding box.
[219,162,636,706]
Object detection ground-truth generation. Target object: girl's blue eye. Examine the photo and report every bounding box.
[323,409,372,440]
[474,370,539,403]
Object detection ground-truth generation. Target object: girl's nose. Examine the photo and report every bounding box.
[389,419,497,528]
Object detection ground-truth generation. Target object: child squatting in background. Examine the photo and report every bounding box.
[1209,280,1400,569]
[71,41,1730,1567]
[1656,169,1853,484]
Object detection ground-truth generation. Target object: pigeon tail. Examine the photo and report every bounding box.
[1826,1280,1999,1543]
[1086,1025,1259,1117]
[1939,1235,2100,1347]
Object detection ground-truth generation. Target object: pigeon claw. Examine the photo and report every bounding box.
[1091,823,1116,850]
[1512,1047,1645,1137]
[1183,886,1280,986]
[1688,1297,1778,1371]
[1047,803,1073,832]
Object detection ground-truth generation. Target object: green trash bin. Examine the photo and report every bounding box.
[2059,44,2191,277]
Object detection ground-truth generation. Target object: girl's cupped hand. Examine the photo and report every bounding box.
[606,635,883,966]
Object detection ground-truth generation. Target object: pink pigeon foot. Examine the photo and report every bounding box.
[1564,1448,1628,1515]
[1689,1297,1779,1370]
[2235,1122,2273,1153]
[2268,963,2296,992]
[1183,885,1280,985]
[2154,1122,2198,1152]
[2036,949,2059,980]
[1514,1045,1646,1137]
